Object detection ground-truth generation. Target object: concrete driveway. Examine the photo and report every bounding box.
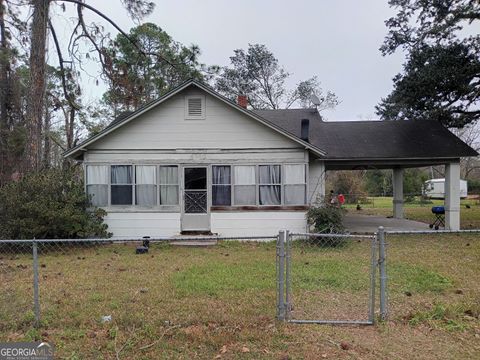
[344,213,430,234]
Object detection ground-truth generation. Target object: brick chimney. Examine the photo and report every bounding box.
[237,95,248,109]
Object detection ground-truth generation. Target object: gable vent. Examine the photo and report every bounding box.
[185,96,205,119]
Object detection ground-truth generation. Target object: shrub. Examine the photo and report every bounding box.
[306,206,346,247]
[307,205,345,234]
[0,168,111,239]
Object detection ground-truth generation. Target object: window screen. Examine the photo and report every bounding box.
[234,166,256,205]
[111,165,133,205]
[259,165,281,205]
[86,165,108,206]
[284,164,306,205]
[212,166,231,206]
[136,166,156,206]
[159,166,179,205]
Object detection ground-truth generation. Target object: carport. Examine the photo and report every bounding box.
[315,120,477,230]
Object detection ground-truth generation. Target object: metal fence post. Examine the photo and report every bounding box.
[277,230,286,321]
[368,234,377,324]
[32,239,40,327]
[378,226,388,320]
[285,230,291,320]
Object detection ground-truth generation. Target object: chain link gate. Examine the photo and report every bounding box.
[277,230,378,325]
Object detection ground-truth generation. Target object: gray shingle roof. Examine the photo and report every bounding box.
[253,110,478,160]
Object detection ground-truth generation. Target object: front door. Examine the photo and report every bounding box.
[181,166,210,231]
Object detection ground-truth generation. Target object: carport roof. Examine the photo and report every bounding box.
[253,109,478,166]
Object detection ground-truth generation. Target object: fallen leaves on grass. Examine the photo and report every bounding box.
[241,346,250,353]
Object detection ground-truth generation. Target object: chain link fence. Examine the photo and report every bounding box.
[276,227,480,326]
[383,230,480,327]
[0,235,279,336]
[277,231,377,325]
[334,193,480,209]
[2,228,479,348]
[0,241,35,333]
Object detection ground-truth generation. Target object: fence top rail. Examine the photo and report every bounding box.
[385,229,480,235]
[289,232,375,239]
[0,235,278,244]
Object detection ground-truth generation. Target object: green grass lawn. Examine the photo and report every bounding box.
[1,237,479,359]
[344,196,480,228]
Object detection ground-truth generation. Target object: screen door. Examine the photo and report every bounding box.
[181,167,210,231]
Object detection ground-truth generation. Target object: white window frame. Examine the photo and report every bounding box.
[84,161,308,210]
[85,163,182,210]
[184,95,206,120]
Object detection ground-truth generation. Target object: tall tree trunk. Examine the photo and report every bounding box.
[66,107,75,149]
[0,0,9,127]
[0,0,10,184]
[25,0,49,172]
[43,98,50,168]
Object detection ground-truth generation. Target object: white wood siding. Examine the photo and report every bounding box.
[104,211,306,238]
[308,160,325,205]
[211,212,307,237]
[90,88,300,151]
[105,212,180,238]
[84,149,306,164]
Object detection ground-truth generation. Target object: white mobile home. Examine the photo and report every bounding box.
[65,80,478,235]
[424,178,468,199]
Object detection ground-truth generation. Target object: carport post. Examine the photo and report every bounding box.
[445,161,460,230]
[393,168,404,219]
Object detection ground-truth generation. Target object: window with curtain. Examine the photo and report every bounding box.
[259,165,281,205]
[233,166,256,205]
[284,164,306,205]
[212,166,231,205]
[111,165,133,205]
[159,166,179,205]
[135,166,156,206]
[86,165,108,206]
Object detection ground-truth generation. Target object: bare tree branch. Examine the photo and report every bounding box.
[48,20,80,111]
[56,0,176,68]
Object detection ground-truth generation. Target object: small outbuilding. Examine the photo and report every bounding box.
[424,178,468,199]
[64,80,478,237]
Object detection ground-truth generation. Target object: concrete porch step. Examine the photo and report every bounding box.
[169,239,218,247]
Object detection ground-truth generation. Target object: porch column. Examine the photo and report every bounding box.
[445,161,460,230]
[392,168,404,219]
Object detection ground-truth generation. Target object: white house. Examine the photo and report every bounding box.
[65,80,478,236]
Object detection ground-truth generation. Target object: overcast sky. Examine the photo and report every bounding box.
[54,0,408,121]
